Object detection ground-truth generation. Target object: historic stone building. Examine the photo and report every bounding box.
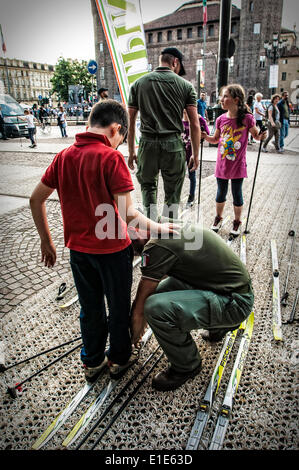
[91,0,291,103]
[0,58,55,105]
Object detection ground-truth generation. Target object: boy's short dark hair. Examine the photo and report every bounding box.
[88,99,128,136]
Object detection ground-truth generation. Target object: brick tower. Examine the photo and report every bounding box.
[235,0,283,98]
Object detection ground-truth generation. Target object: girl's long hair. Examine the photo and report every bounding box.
[223,84,251,127]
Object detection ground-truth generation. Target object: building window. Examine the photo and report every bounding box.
[99,42,103,52]
[167,30,172,41]
[100,67,105,80]
[249,1,254,12]
[208,25,215,36]
[253,23,260,34]
[177,29,182,40]
[197,26,203,38]
[148,33,153,44]
[157,31,162,42]
[282,72,287,81]
[187,28,193,39]
[282,59,288,64]
[231,22,237,34]
[259,55,266,68]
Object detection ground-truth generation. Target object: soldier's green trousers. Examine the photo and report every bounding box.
[144,277,254,373]
[136,134,186,220]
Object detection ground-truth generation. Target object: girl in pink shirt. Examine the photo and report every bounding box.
[202,84,266,235]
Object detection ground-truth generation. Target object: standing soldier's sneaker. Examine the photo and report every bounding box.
[211,215,223,232]
[83,356,108,383]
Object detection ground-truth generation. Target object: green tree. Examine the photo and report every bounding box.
[51,57,93,102]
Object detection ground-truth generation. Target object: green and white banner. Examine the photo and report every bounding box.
[95,0,149,105]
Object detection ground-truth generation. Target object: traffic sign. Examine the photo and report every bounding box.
[38,95,42,100]
[87,60,97,75]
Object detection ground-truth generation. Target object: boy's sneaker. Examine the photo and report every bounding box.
[230,219,242,236]
[83,356,108,383]
[108,344,141,380]
[262,147,268,153]
[211,215,223,232]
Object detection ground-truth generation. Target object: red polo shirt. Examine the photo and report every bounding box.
[41,132,134,254]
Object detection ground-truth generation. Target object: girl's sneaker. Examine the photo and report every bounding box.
[83,356,108,383]
[211,215,223,232]
[230,219,242,236]
[186,194,194,207]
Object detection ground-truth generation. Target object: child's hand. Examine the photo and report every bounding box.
[260,130,267,141]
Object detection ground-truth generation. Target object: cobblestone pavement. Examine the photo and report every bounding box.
[0,132,298,451]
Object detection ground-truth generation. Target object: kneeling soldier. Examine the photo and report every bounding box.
[129,224,254,391]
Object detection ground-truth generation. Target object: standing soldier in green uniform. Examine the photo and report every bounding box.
[129,224,254,391]
[127,48,201,220]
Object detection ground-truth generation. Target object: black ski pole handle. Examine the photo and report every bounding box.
[0,336,81,373]
[7,342,82,398]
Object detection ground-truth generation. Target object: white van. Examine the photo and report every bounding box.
[0,94,28,138]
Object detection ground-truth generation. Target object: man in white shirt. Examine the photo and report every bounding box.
[22,109,37,147]
[253,93,265,129]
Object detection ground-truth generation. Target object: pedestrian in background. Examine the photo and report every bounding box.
[182,109,209,207]
[23,109,37,148]
[253,92,265,130]
[262,94,282,153]
[246,94,254,144]
[128,47,201,221]
[202,84,267,236]
[98,87,109,102]
[277,91,291,152]
[58,106,68,138]
[197,91,209,123]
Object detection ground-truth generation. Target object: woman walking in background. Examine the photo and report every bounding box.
[262,94,282,153]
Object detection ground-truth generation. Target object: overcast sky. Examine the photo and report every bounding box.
[0,0,298,65]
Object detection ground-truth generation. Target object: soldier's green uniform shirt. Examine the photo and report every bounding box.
[140,226,251,295]
[128,67,197,219]
[128,66,197,135]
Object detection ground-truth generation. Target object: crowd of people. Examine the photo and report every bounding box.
[29,47,293,392]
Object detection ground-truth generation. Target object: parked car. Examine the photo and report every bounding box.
[0,94,28,138]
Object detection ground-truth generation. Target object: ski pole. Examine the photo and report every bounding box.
[281,230,296,306]
[89,352,163,450]
[244,125,267,234]
[283,287,299,324]
[0,336,81,373]
[197,126,205,222]
[75,345,161,450]
[7,342,82,398]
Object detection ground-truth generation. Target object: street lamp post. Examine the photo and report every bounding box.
[264,33,286,95]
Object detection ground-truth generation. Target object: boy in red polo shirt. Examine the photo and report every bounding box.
[30,99,175,382]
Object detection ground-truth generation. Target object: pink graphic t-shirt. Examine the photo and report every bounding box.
[215,112,256,179]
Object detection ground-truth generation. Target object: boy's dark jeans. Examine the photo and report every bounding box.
[70,245,134,367]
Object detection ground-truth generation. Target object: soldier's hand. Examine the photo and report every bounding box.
[128,153,138,170]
